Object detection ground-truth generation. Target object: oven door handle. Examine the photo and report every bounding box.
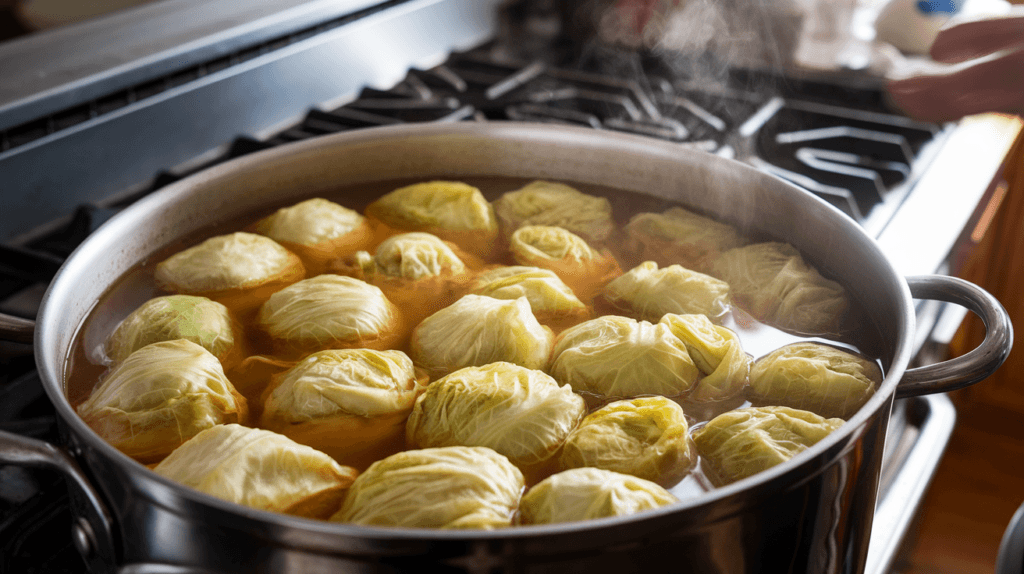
[0,429,118,573]
[897,275,1013,398]
[0,312,35,343]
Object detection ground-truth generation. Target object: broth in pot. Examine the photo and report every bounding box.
[65,175,886,527]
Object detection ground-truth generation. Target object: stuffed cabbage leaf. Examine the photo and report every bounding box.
[711,242,849,335]
[257,274,402,356]
[549,316,699,399]
[659,313,751,402]
[624,207,746,272]
[76,339,247,463]
[105,295,243,368]
[747,342,881,419]
[406,362,586,470]
[692,406,844,486]
[518,467,676,525]
[492,180,615,245]
[599,261,731,322]
[331,446,524,529]
[558,396,693,486]
[153,423,357,519]
[410,295,553,378]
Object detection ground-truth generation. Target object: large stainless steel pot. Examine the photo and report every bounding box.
[0,122,1012,574]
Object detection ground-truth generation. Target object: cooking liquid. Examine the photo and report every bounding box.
[64,176,887,505]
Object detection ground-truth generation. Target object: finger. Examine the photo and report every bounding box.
[930,10,1024,63]
[886,47,1024,122]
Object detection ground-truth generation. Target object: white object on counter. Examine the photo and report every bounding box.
[874,0,1012,55]
[874,0,965,54]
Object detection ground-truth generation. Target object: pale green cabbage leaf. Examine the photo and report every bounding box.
[257,274,398,351]
[153,423,357,518]
[492,180,615,245]
[692,406,845,486]
[76,339,246,463]
[406,362,586,468]
[331,446,524,529]
[155,232,301,293]
[468,266,586,316]
[518,467,676,525]
[558,396,693,486]
[254,197,365,246]
[264,349,424,422]
[549,316,699,398]
[372,232,466,280]
[601,261,731,322]
[105,295,239,365]
[624,206,746,272]
[748,342,881,419]
[711,242,849,335]
[410,295,553,378]
[659,313,751,402]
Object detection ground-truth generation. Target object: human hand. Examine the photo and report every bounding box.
[886,9,1024,122]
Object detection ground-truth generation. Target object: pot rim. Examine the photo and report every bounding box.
[33,121,916,541]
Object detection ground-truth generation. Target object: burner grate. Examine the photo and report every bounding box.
[178,45,939,227]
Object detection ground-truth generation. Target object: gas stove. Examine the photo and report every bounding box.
[0,1,1020,573]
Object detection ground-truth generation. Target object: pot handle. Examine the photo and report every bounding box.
[897,275,1013,399]
[0,312,35,344]
[0,429,118,571]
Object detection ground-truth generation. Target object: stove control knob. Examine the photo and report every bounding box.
[71,516,96,560]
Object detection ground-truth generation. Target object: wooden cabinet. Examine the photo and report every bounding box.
[950,124,1024,414]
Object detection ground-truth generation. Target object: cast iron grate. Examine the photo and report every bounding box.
[154,45,943,226]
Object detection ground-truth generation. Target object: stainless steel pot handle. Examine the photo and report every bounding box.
[0,312,35,343]
[117,565,223,574]
[0,429,118,572]
[897,275,1013,398]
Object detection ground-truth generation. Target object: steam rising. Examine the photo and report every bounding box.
[567,0,807,86]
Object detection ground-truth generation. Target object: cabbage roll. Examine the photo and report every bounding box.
[492,180,615,245]
[257,274,403,356]
[260,349,429,469]
[692,406,844,486]
[406,362,586,471]
[364,180,498,259]
[549,316,699,399]
[711,242,849,335]
[105,295,244,369]
[659,313,751,402]
[518,468,677,525]
[747,342,881,419]
[410,295,553,378]
[558,396,694,486]
[331,446,524,529]
[624,206,746,272]
[337,232,480,328]
[155,232,305,318]
[77,339,248,463]
[598,261,731,322]
[253,197,376,275]
[509,225,621,302]
[153,424,358,519]
[467,266,590,331]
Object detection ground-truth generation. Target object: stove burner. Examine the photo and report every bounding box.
[150,45,940,228]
